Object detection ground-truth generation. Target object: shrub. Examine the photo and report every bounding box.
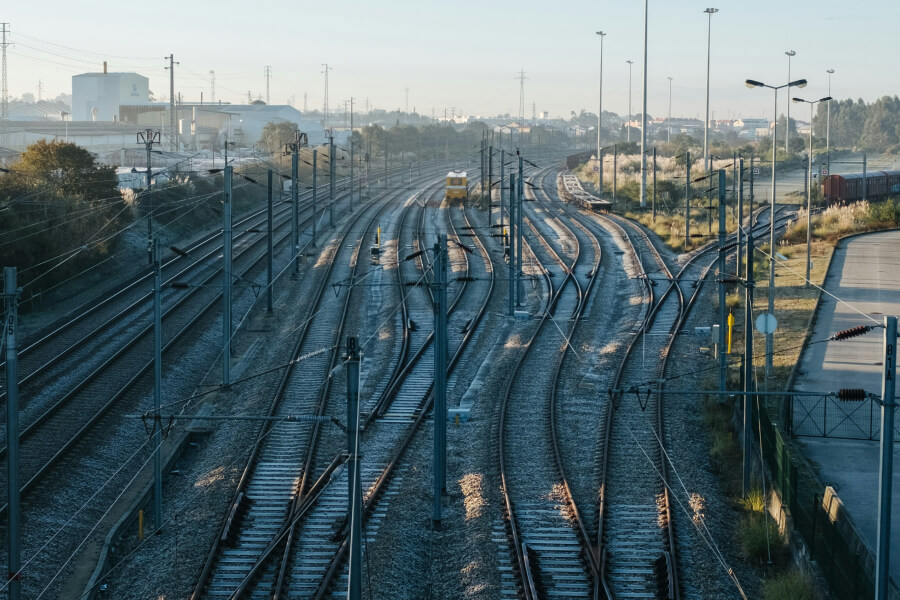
[763,569,821,600]
[740,513,786,564]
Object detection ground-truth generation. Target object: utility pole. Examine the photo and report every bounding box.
[164,55,178,152]
[667,76,673,144]
[264,66,271,106]
[138,129,161,265]
[685,150,691,248]
[349,98,355,205]
[312,149,318,246]
[613,144,618,207]
[433,237,448,526]
[508,172,516,317]
[863,152,867,202]
[284,131,308,275]
[718,171,727,393]
[516,69,527,124]
[639,0,649,208]
[875,315,897,600]
[1,23,9,124]
[652,147,657,221]
[223,167,233,387]
[322,64,332,129]
[267,170,274,312]
[328,130,335,227]
[345,337,363,600]
[488,145,493,225]
[4,266,21,600]
[152,239,163,531]
[516,153,524,306]
[737,157,744,278]
[742,227,754,496]
[626,59,634,143]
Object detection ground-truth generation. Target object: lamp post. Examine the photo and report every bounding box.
[626,59,634,143]
[667,76,673,144]
[703,8,718,173]
[785,50,796,153]
[596,30,606,190]
[638,0,648,208]
[745,76,807,376]
[826,69,834,177]
[792,95,831,289]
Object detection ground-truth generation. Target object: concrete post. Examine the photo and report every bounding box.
[875,316,897,600]
[433,237,448,526]
[743,228,755,496]
[292,150,299,277]
[685,151,691,248]
[312,149,318,248]
[738,157,744,278]
[508,173,516,317]
[223,167,232,387]
[152,240,163,531]
[4,267,21,600]
[345,337,362,600]
[517,154,524,306]
[267,170,274,312]
[718,172,727,393]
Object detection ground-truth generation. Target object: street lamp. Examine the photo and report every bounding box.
[596,30,606,190]
[745,76,807,376]
[826,69,834,176]
[638,0,648,208]
[626,60,634,143]
[792,95,831,288]
[667,76,673,144]
[703,8,719,173]
[785,50,796,153]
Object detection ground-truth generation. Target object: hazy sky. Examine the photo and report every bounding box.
[4,0,899,121]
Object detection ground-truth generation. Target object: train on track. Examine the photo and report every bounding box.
[445,170,468,203]
[823,170,900,203]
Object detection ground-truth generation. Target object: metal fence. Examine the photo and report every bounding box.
[757,405,876,599]
[787,393,900,440]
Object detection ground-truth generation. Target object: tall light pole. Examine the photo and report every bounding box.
[785,50,796,154]
[667,77,673,144]
[626,59,634,143]
[703,8,719,173]
[746,76,807,376]
[596,31,606,166]
[792,95,831,288]
[826,69,834,176]
[638,0,648,208]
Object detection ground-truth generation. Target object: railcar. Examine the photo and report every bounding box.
[823,170,900,203]
[445,170,468,203]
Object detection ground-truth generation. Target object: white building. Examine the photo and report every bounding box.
[72,70,150,122]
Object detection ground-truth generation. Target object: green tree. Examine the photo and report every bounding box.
[0,140,122,292]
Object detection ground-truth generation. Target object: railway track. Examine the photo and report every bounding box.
[0,180,362,522]
[190,174,431,599]
[497,166,605,599]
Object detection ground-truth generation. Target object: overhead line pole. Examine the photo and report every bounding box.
[875,315,897,600]
[152,239,163,531]
[346,337,363,600]
[638,0,648,208]
[223,167,233,387]
[4,266,21,600]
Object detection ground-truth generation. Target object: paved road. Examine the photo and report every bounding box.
[793,230,900,584]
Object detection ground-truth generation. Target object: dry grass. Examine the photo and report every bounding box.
[728,240,834,392]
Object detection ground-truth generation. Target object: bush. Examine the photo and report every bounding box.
[763,569,821,600]
[740,513,786,564]
[741,487,766,513]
